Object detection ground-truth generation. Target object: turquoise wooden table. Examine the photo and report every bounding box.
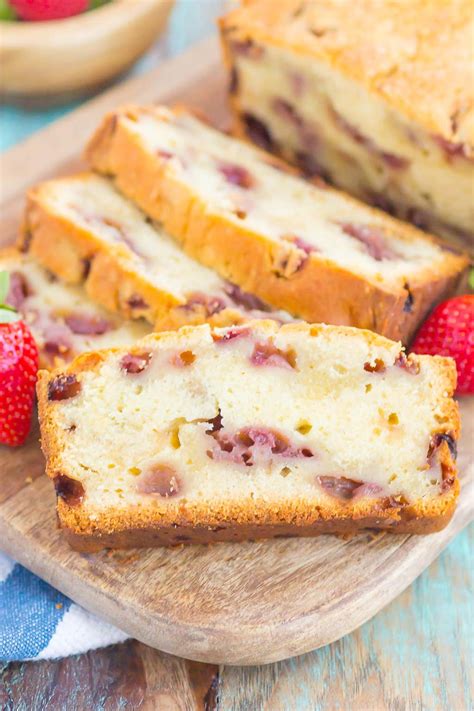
[0,1,472,709]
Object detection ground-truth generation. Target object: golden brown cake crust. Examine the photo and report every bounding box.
[220,0,474,149]
[84,105,468,344]
[1,246,150,371]
[19,175,277,332]
[37,321,461,550]
[62,505,458,552]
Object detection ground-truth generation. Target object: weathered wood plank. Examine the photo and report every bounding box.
[219,526,473,711]
[2,527,471,710]
[0,640,219,711]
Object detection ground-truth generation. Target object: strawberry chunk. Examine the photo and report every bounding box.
[250,341,296,369]
[224,282,269,312]
[340,223,399,261]
[120,352,152,375]
[47,374,81,401]
[137,465,181,498]
[54,474,85,506]
[207,426,314,466]
[317,475,383,501]
[218,162,255,189]
[64,313,111,335]
[5,272,30,310]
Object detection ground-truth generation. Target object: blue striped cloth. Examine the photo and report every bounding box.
[0,552,128,661]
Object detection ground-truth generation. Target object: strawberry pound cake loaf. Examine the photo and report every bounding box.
[85,105,468,344]
[37,320,460,551]
[20,173,290,332]
[219,0,474,254]
[1,249,149,369]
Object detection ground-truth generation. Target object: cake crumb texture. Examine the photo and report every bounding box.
[222,0,474,145]
[37,320,460,549]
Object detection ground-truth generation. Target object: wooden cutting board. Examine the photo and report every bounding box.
[0,37,473,666]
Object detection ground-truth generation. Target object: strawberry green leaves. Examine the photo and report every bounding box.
[0,272,20,324]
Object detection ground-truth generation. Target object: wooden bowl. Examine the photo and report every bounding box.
[0,0,175,103]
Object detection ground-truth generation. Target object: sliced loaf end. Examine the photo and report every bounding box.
[37,320,459,550]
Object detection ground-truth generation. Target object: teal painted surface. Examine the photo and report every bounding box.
[1,2,472,706]
[0,104,76,150]
[220,525,473,709]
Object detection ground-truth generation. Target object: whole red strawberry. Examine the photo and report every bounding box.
[0,272,39,446]
[10,0,88,21]
[411,295,474,395]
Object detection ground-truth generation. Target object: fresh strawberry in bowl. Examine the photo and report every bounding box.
[0,272,39,446]
[411,294,474,395]
[9,0,88,21]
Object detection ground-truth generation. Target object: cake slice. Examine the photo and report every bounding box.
[37,320,460,551]
[219,0,474,254]
[20,173,289,332]
[1,248,150,369]
[85,105,468,343]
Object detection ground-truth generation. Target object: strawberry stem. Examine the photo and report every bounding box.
[0,271,20,324]
[0,271,9,303]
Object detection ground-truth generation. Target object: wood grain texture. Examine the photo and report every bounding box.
[0,37,473,669]
[0,0,175,100]
[1,530,472,711]
[0,640,219,711]
[219,526,474,711]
